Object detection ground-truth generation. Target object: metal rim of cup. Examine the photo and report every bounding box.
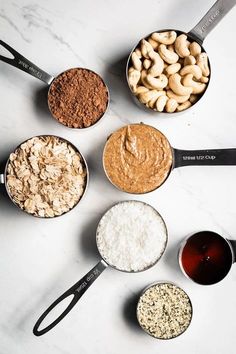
[3,134,89,218]
[47,67,110,130]
[178,231,234,285]
[136,281,193,340]
[102,123,174,194]
[126,29,211,115]
[95,200,168,273]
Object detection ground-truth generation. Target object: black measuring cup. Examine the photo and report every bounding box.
[33,200,168,336]
[126,0,236,114]
[0,40,109,128]
[103,123,236,194]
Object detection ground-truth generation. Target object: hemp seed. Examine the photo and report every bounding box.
[137,283,192,339]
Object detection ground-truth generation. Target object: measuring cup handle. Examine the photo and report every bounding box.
[0,40,54,85]
[0,174,4,184]
[174,148,236,168]
[227,239,236,263]
[33,260,108,336]
[188,0,236,44]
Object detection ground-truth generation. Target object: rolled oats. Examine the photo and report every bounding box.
[6,136,87,217]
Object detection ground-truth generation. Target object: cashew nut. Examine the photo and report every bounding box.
[200,76,209,83]
[145,74,168,90]
[166,98,178,112]
[134,86,149,95]
[128,32,210,112]
[165,63,181,76]
[131,52,142,71]
[148,37,159,50]
[189,42,201,57]
[146,97,157,109]
[168,44,175,52]
[151,31,177,45]
[177,101,192,112]
[140,39,153,58]
[141,70,154,89]
[158,44,179,64]
[139,90,161,104]
[143,59,151,70]
[128,67,135,74]
[147,91,166,108]
[128,67,141,92]
[196,53,210,77]
[135,48,142,59]
[169,73,192,96]
[189,94,198,103]
[175,34,190,58]
[180,65,202,80]
[156,95,168,112]
[148,50,164,77]
[167,89,190,103]
[182,74,206,94]
[184,55,196,66]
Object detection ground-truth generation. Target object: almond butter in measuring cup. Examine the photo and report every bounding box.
[103,124,173,194]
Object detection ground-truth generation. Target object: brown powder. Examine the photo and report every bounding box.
[48,68,108,128]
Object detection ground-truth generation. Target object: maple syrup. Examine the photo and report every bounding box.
[180,231,233,285]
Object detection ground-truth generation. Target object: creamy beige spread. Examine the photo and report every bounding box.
[103,124,173,193]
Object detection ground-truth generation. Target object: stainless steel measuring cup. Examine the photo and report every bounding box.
[103,123,236,194]
[33,200,168,336]
[0,135,89,218]
[178,231,236,285]
[126,0,236,114]
[137,281,193,339]
[0,40,109,128]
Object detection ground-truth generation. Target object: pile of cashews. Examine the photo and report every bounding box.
[128,31,210,113]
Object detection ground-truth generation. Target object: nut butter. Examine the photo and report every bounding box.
[103,124,173,193]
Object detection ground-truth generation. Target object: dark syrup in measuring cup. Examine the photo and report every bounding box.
[180,231,232,285]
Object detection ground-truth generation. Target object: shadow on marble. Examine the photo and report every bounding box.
[0,157,21,217]
[13,260,81,333]
[79,212,102,260]
[122,292,141,331]
[84,135,121,199]
[33,85,50,120]
[103,54,139,112]
[162,240,181,275]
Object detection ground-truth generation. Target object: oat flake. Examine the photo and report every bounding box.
[6,136,87,217]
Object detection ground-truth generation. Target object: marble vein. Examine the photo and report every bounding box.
[178,180,229,235]
[13,3,86,65]
[0,10,30,43]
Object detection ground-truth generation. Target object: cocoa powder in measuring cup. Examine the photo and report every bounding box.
[48,68,108,128]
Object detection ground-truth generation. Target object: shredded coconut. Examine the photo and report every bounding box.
[96,201,167,272]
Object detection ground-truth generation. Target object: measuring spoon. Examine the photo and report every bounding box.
[33,200,168,336]
[0,40,109,128]
[126,0,236,114]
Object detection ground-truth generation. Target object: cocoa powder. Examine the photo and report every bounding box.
[48,68,108,128]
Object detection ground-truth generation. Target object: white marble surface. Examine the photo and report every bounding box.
[0,0,236,353]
